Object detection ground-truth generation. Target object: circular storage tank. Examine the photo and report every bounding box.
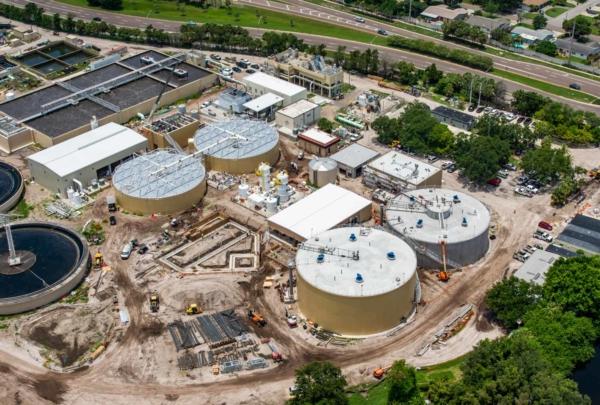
[193,119,279,174]
[296,227,418,336]
[385,188,490,269]
[0,222,90,315]
[308,157,337,188]
[0,162,23,213]
[112,149,206,215]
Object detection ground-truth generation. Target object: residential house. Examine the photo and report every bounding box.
[554,39,600,60]
[465,15,511,35]
[420,5,469,24]
[511,26,555,46]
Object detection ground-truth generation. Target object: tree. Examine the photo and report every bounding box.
[511,90,549,117]
[473,0,522,12]
[563,16,592,41]
[387,360,422,404]
[333,45,346,66]
[421,63,443,86]
[394,61,418,85]
[317,117,334,133]
[521,138,572,184]
[289,361,347,405]
[533,13,547,30]
[523,304,597,373]
[485,277,542,330]
[535,40,557,56]
[474,114,535,151]
[454,135,510,183]
[543,256,600,323]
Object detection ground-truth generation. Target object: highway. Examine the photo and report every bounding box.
[4,0,600,113]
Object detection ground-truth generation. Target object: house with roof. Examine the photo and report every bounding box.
[511,26,555,47]
[420,5,469,24]
[522,0,552,11]
[554,39,600,60]
[465,15,511,35]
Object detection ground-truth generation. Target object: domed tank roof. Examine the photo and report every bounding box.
[309,157,337,172]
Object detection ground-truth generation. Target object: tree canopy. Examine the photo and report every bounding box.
[387,360,422,404]
[485,277,542,330]
[289,361,348,405]
[563,16,593,41]
[521,138,572,184]
[511,90,550,117]
[454,134,510,183]
[533,13,547,30]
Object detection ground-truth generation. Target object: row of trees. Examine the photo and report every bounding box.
[341,0,428,19]
[387,36,494,71]
[442,20,487,46]
[332,47,380,76]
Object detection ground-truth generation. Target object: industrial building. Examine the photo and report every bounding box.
[0,50,217,147]
[363,152,442,192]
[308,157,338,188]
[193,119,279,174]
[268,183,372,242]
[386,188,490,268]
[554,214,600,256]
[112,149,206,215]
[0,161,23,213]
[295,227,418,335]
[266,49,344,98]
[275,99,320,138]
[330,143,380,178]
[141,112,200,150]
[297,128,340,157]
[12,41,97,77]
[28,123,148,196]
[214,88,252,114]
[243,93,284,119]
[432,106,476,130]
[514,250,560,285]
[0,114,32,153]
[242,72,307,107]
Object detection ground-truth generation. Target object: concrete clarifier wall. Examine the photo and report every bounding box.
[115,179,207,215]
[203,144,280,175]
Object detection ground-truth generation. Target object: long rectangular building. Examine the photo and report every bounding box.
[28,122,148,195]
[242,72,307,107]
[0,50,216,148]
[363,151,442,192]
[267,183,372,242]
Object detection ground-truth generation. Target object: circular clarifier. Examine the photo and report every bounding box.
[0,223,90,315]
[0,161,23,213]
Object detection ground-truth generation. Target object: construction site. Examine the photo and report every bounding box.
[0,36,599,404]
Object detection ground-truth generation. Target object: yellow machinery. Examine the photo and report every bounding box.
[438,240,449,282]
[185,303,200,315]
[149,291,159,313]
[94,252,103,268]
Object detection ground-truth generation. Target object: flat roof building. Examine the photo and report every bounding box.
[28,122,148,195]
[297,127,340,157]
[421,5,469,22]
[268,183,372,242]
[511,27,555,44]
[243,93,284,119]
[0,50,216,147]
[141,113,200,150]
[363,151,442,192]
[514,250,560,285]
[242,72,307,107]
[465,15,511,34]
[0,114,32,154]
[555,214,600,256]
[275,99,321,138]
[330,143,380,178]
[555,39,600,60]
[432,106,476,130]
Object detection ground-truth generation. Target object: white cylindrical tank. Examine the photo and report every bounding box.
[258,163,271,193]
[266,196,278,214]
[276,171,290,202]
[238,183,249,199]
[66,187,75,202]
[308,158,337,188]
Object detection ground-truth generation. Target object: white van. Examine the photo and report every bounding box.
[120,242,133,260]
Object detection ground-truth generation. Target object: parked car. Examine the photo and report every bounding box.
[534,230,553,242]
[210,54,221,61]
[427,155,438,163]
[476,106,485,113]
[232,66,242,73]
[250,63,260,69]
[513,253,526,263]
[109,215,116,225]
[201,101,210,108]
[498,169,509,179]
[569,83,581,90]
[514,186,532,198]
[526,184,539,194]
[503,163,517,171]
[468,104,476,112]
[120,242,133,260]
[538,221,553,231]
[516,116,525,124]
[138,244,149,255]
[441,161,453,170]
[246,68,256,74]
[487,177,502,187]
[446,164,457,173]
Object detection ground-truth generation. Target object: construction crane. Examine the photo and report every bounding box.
[438,240,449,282]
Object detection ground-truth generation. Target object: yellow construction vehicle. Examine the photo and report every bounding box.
[149,292,159,313]
[94,252,103,268]
[185,303,200,315]
[247,309,267,327]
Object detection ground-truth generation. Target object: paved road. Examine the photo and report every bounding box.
[546,0,599,30]
[4,0,600,113]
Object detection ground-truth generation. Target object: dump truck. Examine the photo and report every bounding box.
[248,309,267,327]
[106,195,117,212]
[149,292,159,313]
[186,303,200,315]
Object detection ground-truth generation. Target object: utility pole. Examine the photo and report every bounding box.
[568,17,576,66]
[468,76,474,106]
[477,81,483,107]
[408,0,413,21]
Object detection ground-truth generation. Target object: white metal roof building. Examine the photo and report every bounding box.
[297,127,340,157]
[268,183,372,242]
[243,93,284,119]
[27,122,148,195]
[363,151,442,192]
[296,227,418,335]
[242,72,307,107]
[513,250,560,285]
[275,99,321,138]
[330,143,380,178]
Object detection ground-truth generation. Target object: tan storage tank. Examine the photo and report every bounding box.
[308,157,337,188]
[112,149,206,215]
[295,227,418,336]
[193,118,279,174]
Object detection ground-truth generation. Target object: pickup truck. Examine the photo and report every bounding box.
[533,230,553,242]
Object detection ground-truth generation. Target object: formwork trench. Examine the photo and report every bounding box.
[158,219,260,273]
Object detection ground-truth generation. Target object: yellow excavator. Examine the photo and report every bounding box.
[94,252,103,268]
[185,303,201,315]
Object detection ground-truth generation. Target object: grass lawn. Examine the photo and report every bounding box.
[545,7,568,18]
[347,356,465,404]
[493,68,599,103]
[523,12,540,19]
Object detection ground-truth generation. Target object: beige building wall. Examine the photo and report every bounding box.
[298,138,339,157]
[297,272,417,335]
[203,144,280,175]
[0,128,33,154]
[115,180,207,215]
[416,170,443,189]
